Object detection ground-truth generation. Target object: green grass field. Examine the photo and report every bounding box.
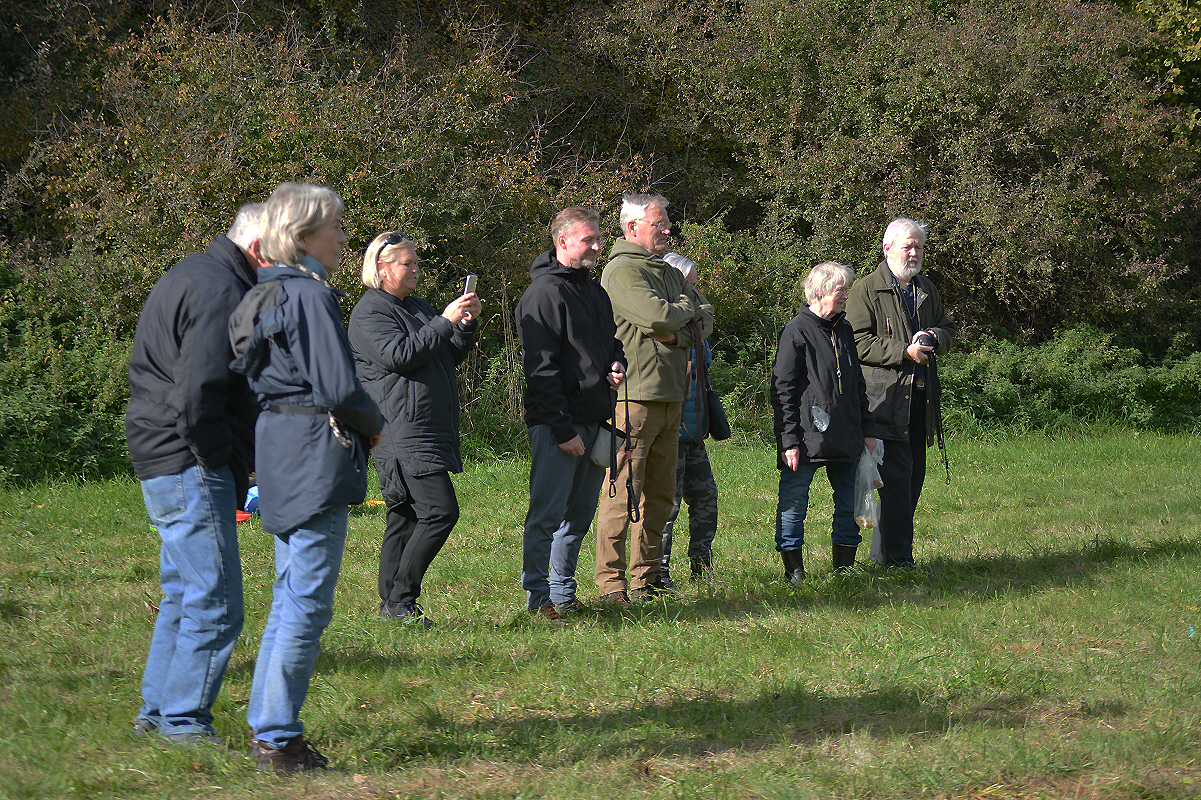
[1,432,1199,799]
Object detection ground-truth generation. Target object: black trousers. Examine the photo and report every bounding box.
[873,389,927,566]
[379,469,459,606]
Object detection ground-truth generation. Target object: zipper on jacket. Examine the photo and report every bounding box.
[829,329,843,396]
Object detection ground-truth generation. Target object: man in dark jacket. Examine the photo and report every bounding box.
[517,207,626,618]
[125,203,267,744]
[844,218,955,568]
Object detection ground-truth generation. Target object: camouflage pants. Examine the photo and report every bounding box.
[661,440,718,566]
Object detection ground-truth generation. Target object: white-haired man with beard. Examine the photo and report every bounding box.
[845,218,954,568]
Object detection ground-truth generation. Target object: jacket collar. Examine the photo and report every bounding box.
[258,255,347,297]
[800,305,845,330]
[207,234,256,289]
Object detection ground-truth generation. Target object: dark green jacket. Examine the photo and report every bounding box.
[600,238,714,403]
[844,262,954,442]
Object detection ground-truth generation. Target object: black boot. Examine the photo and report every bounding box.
[690,558,711,582]
[780,549,804,586]
[660,554,674,590]
[832,544,857,572]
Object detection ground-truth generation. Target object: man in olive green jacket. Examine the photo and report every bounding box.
[845,218,954,568]
[596,193,714,602]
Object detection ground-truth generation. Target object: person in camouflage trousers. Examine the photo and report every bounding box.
[659,253,719,586]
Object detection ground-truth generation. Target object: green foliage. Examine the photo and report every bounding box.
[942,326,1201,435]
[4,0,1201,481]
[578,0,1201,340]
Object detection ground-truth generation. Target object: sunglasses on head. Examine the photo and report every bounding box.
[383,232,413,246]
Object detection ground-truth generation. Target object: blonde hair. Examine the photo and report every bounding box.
[361,232,417,289]
[259,182,345,267]
[803,261,855,305]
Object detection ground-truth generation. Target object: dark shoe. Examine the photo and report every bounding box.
[600,590,631,607]
[690,558,711,581]
[553,597,584,616]
[131,718,157,740]
[531,603,562,620]
[832,544,857,571]
[630,581,671,601]
[660,566,675,590]
[381,599,435,627]
[249,736,329,774]
[781,549,805,586]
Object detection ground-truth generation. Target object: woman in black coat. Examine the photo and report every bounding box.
[348,233,481,625]
[771,261,878,585]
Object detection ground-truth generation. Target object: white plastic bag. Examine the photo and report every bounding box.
[854,440,884,531]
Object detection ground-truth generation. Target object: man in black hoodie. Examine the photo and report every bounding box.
[124,203,266,744]
[517,207,626,618]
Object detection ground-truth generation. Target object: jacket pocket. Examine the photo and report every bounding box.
[861,365,899,423]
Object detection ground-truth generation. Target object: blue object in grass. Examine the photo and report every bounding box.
[245,485,260,514]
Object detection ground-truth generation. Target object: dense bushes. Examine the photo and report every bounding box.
[941,328,1201,436]
[3,0,1201,482]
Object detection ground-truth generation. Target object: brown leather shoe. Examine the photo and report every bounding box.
[600,590,631,607]
[248,736,329,774]
[532,603,562,620]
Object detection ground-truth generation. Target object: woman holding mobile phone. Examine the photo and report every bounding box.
[348,232,481,625]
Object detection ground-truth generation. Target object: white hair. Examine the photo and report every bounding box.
[663,252,697,283]
[226,202,265,250]
[803,261,855,305]
[882,217,928,251]
[619,192,669,232]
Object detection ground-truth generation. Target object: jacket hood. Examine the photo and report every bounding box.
[529,249,592,283]
[608,236,658,262]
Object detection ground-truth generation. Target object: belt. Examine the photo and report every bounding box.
[268,403,327,415]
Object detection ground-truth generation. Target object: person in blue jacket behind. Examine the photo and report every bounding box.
[658,252,720,587]
[234,182,384,774]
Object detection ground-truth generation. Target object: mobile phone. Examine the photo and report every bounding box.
[462,274,478,296]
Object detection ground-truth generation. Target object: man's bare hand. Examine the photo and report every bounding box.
[904,341,932,364]
[559,435,585,456]
[368,433,382,449]
[607,361,626,389]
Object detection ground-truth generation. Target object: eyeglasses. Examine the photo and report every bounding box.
[383,232,413,246]
[635,219,672,234]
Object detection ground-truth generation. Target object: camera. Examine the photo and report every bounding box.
[915,331,935,349]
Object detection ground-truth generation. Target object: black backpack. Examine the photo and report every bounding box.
[228,280,285,379]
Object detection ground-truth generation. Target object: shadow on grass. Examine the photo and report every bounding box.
[333,681,1056,768]
[612,534,1201,623]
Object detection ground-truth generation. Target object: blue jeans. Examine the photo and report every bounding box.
[775,460,860,551]
[247,505,348,748]
[137,464,243,737]
[521,423,607,609]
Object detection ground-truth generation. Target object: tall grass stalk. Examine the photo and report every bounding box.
[1,433,1198,799]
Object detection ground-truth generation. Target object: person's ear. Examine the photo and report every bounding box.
[247,238,271,270]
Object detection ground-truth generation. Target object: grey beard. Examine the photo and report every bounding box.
[895,263,922,281]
